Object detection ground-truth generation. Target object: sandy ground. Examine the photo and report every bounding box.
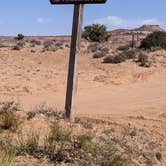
[0,45,166,119]
[0,40,166,165]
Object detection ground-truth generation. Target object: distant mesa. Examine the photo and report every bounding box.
[134,25,165,32]
[111,25,165,36]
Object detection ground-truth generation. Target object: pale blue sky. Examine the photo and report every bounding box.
[0,0,165,35]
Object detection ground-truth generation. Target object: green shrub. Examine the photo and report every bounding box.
[15,34,24,41]
[140,31,166,49]
[82,24,110,42]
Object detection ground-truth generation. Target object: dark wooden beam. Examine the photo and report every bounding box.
[65,4,84,122]
[50,0,106,4]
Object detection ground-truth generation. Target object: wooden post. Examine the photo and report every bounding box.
[137,32,139,42]
[131,32,135,48]
[65,4,84,122]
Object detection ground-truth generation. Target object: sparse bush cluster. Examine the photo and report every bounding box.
[16,132,40,156]
[0,121,134,166]
[43,40,64,52]
[104,50,136,64]
[0,101,163,166]
[103,49,152,68]
[12,40,26,50]
[140,31,166,50]
[87,42,110,58]
[29,39,42,47]
[82,24,110,42]
[15,122,133,165]
[15,34,25,41]
[35,104,64,119]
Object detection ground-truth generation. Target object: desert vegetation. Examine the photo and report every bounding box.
[0,24,165,165]
[140,31,166,50]
[82,24,110,42]
[0,101,164,166]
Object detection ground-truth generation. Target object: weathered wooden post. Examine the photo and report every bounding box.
[50,0,107,122]
[137,32,139,42]
[131,32,135,48]
[65,4,84,122]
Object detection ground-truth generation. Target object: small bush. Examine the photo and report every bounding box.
[0,101,20,113]
[93,51,105,58]
[87,42,100,53]
[43,41,56,52]
[73,134,93,149]
[118,44,130,51]
[54,41,63,47]
[104,54,127,64]
[46,122,72,144]
[15,34,24,41]
[88,42,110,59]
[0,101,20,131]
[82,24,110,42]
[31,49,36,53]
[65,43,70,48]
[140,31,166,49]
[100,47,110,54]
[44,122,72,162]
[17,133,39,156]
[43,41,63,52]
[30,40,41,47]
[0,136,15,166]
[27,112,36,120]
[75,118,93,129]
[156,152,162,161]
[137,52,151,67]
[13,41,25,50]
[104,50,136,64]
[0,111,18,132]
[35,104,63,119]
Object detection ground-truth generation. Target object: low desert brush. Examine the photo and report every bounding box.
[0,154,14,166]
[0,111,18,132]
[16,132,39,156]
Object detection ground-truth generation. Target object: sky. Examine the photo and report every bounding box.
[0,0,165,36]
